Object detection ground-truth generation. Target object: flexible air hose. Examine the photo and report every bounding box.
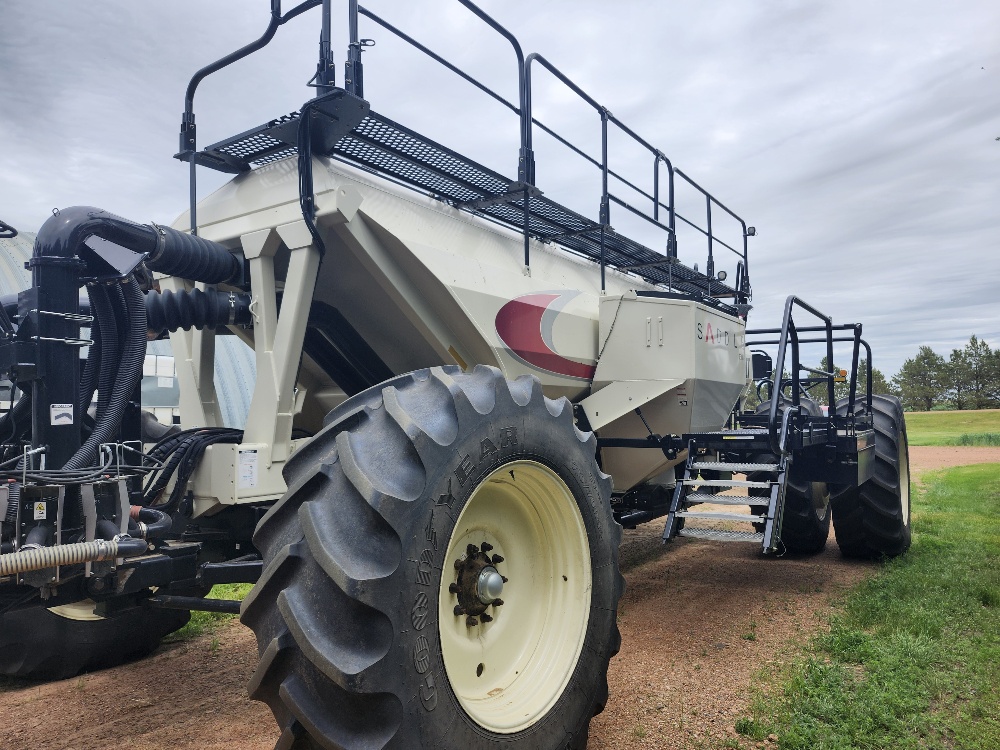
[145,287,252,334]
[146,225,241,284]
[63,278,146,470]
[0,537,148,577]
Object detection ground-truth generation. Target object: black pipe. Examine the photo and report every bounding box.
[23,525,51,549]
[95,518,119,541]
[34,206,239,286]
[134,507,171,539]
[77,286,103,416]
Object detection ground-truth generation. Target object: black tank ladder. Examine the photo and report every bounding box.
[662,425,792,554]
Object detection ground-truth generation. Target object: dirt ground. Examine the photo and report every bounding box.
[2,446,998,750]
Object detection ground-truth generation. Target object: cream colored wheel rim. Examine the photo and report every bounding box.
[438,460,592,734]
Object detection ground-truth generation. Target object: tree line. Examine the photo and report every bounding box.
[753,335,1000,412]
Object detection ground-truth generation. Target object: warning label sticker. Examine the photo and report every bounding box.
[238,449,259,489]
[33,501,47,520]
[50,403,74,426]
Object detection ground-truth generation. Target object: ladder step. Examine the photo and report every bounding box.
[684,493,770,506]
[676,510,763,523]
[678,528,765,543]
[690,461,779,473]
[682,479,773,489]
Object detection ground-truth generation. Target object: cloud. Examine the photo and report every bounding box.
[1,0,998,376]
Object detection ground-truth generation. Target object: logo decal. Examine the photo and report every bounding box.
[495,292,596,380]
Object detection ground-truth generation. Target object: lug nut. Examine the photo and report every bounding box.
[466,616,478,627]
[501,576,508,583]
[491,554,504,565]
[449,583,459,594]
[454,605,465,616]
[493,599,503,607]
[481,542,493,552]
[454,558,463,570]
[467,543,479,556]
[480,613,493,623]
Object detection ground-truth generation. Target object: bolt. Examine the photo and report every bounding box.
[480,613,493,623]
[491,554,504,565]
[448,583,459,594]
[466,543,479,557]
[481,542,493,552]
[466,616,478,628]
[454,605,465,616]
[454,559,463,570]
[493,599,503,607]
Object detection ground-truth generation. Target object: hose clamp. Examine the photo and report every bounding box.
[148,222,168,262]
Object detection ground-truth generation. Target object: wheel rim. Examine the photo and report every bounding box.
[438,460,591,734]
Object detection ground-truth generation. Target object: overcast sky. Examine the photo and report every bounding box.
[1,0,997,377]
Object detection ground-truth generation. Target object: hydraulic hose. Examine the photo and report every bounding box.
[63,278,146,470]
[0,537,148,577]
[130,506,172,539]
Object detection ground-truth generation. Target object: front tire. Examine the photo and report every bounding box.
[242,365,623,749]
[0,597,189,680]
[830,394,911,558]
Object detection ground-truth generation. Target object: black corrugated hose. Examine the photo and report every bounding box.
[63,277,146,471]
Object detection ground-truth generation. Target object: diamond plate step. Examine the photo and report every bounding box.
[678,528,765,543]
[676,510,762,523]
[690,461,779,473]
[682,478,772,489]
[684,493,770,506]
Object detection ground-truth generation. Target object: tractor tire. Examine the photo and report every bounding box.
[830,394,911,558]
[748,398,831,554]
[0,597,189,680]
[242,365,623,750]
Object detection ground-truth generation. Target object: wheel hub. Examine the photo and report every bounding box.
[450,542,506,625]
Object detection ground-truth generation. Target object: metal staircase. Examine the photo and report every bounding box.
[663,410,797,553]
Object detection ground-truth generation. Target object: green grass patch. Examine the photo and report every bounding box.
[165,582,253,641]
[737,464,1000,749]
[905,409,1000,445]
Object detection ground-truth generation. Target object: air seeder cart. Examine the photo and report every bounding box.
[0,2,910,748]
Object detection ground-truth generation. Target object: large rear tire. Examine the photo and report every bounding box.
[0,597,189,680]
[242,365,623,749]
[748,398,831,555]
[830,394,911,558]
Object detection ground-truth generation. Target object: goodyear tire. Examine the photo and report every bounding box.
[0,597,189,680]
[748,398,831,554]
[242,365,623,749]
[830,394,911,558]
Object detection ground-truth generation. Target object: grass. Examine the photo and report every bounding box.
[165,582,253,641]
[904,408,1000,446]
[737,464,1000,749]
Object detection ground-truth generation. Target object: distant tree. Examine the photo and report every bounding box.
[945,347,971,410]
[810,357,893,407]
[951,335,999,409]
[893,346,946,411]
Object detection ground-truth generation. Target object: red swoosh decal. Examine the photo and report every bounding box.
[495,293,596,380]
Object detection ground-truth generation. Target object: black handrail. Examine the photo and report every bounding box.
[747,303,872,453]
[174,0,753,307]
[178,0,323,234]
